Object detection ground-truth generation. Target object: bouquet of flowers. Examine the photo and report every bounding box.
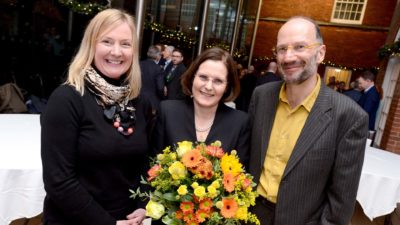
[141,140,260,225]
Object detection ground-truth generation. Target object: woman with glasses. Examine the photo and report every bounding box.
[41,9,153,225]
[153,47,250,165]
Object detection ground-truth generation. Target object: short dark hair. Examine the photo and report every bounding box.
[181,47,240,102]
[360,70,375,82]
[172,48,184,57]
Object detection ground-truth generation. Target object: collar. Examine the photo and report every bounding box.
[279,75,321,112]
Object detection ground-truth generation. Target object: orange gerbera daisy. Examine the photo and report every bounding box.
[205,145,224,158]
[183,212,195,222]
[181,148,203,168]
[147,164,161,181]
[199,198,213,211]
[180,201,194,214]
[186,219,199,225]
[195,209,210,223]
[223,172,236,193]
[220,198,238,218]
[175,210,183,220]
[192,158,213,180]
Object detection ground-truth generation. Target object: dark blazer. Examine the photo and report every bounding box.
[255,72,281,86]
[165,63,186,100]
[140,59,164,112]
[248,80,368,225]
[154,99,250,166]
[357,85,380,130]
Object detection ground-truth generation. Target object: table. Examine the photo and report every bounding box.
[357,140,400,221]
[0,114,152,225]
[0,114,44,225]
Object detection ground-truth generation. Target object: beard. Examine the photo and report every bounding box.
[278,54,318,85]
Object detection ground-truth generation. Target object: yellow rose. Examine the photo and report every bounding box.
[194,186,206,198]
[177,185,188,195]
[191,182,199,189]
[168,161,187,180]
[207,185,218,198]
[157,154,164,161]
[176,141,193,157]
[145,200,165,220]
[211,180,220,188]
[216,201,223,209]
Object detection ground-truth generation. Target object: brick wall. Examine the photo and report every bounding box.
[253,0,396,68]
[380,76,400,154]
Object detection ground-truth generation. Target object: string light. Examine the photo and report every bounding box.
[378,38,400,59]
[58,0,108,15]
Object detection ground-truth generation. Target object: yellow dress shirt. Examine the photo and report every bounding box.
[257,76,321,203]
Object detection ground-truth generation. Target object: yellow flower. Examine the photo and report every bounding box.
[177,185,188,195]
[221,154,242,176]
[215,201,223,209]
[235,206,248,220]
[170,152,177,160]
[207,185,218,198]
[211,180,220,188]
[194,186,206,198]
[157,154,164,161]
[177,141,193,157]
[191,182,199,189]
[168,161,187,180]
[146,200,165,220]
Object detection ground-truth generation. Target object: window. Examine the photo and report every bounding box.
[331,0,367,24]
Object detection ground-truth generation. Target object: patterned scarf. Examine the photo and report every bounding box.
[84,66,130,107]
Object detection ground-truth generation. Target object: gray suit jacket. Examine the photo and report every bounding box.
[249,80,368,225]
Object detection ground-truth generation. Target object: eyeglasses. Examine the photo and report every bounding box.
[195,74,227,87]
[273,43,321,56]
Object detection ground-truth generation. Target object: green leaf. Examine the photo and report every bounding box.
[163,192,179,201]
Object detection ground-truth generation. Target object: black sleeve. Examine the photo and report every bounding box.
[41,86,116,225]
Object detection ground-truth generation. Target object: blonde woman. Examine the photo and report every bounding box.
[41,9,153,225]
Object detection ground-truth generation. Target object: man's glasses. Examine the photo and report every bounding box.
[195,74,227,87]
[273,43,321,56]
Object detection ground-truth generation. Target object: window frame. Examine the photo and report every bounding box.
[330,0,368,25]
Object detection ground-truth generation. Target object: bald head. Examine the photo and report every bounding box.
[281,16,323,44]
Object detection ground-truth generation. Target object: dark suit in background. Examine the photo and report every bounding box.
[165,63,186,100]
[154,99,250,166]
[357,85,380,130]
[249,80,368,225]
[256,72,281,86]
[140,59,164,112]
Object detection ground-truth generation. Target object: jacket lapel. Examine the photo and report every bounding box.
[283,84,333,178]
[259,83,282,166]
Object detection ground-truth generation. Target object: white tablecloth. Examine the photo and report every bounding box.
[356,140,400,220]
[0,114,44,225]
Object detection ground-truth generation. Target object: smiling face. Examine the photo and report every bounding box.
[94,22,133,80]
[276,18,325,84]
[192,60,228,109]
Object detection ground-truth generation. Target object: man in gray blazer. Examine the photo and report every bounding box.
[248,16,368,225]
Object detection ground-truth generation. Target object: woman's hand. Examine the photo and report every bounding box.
[126,208,146,225]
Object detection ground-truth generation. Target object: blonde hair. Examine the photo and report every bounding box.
[65,8,141,99]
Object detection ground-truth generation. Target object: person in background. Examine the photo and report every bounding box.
[140,45,165,114]
[256,61,281,86]
[336,81,346,93]
[154,43,166,68]
[164,48,186,100]
[154,47,250,166]
[344,79,362,102]
[248,16,368,225]
[162,45,174,73]
[41,9,153,225]
[357,70,381,132]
